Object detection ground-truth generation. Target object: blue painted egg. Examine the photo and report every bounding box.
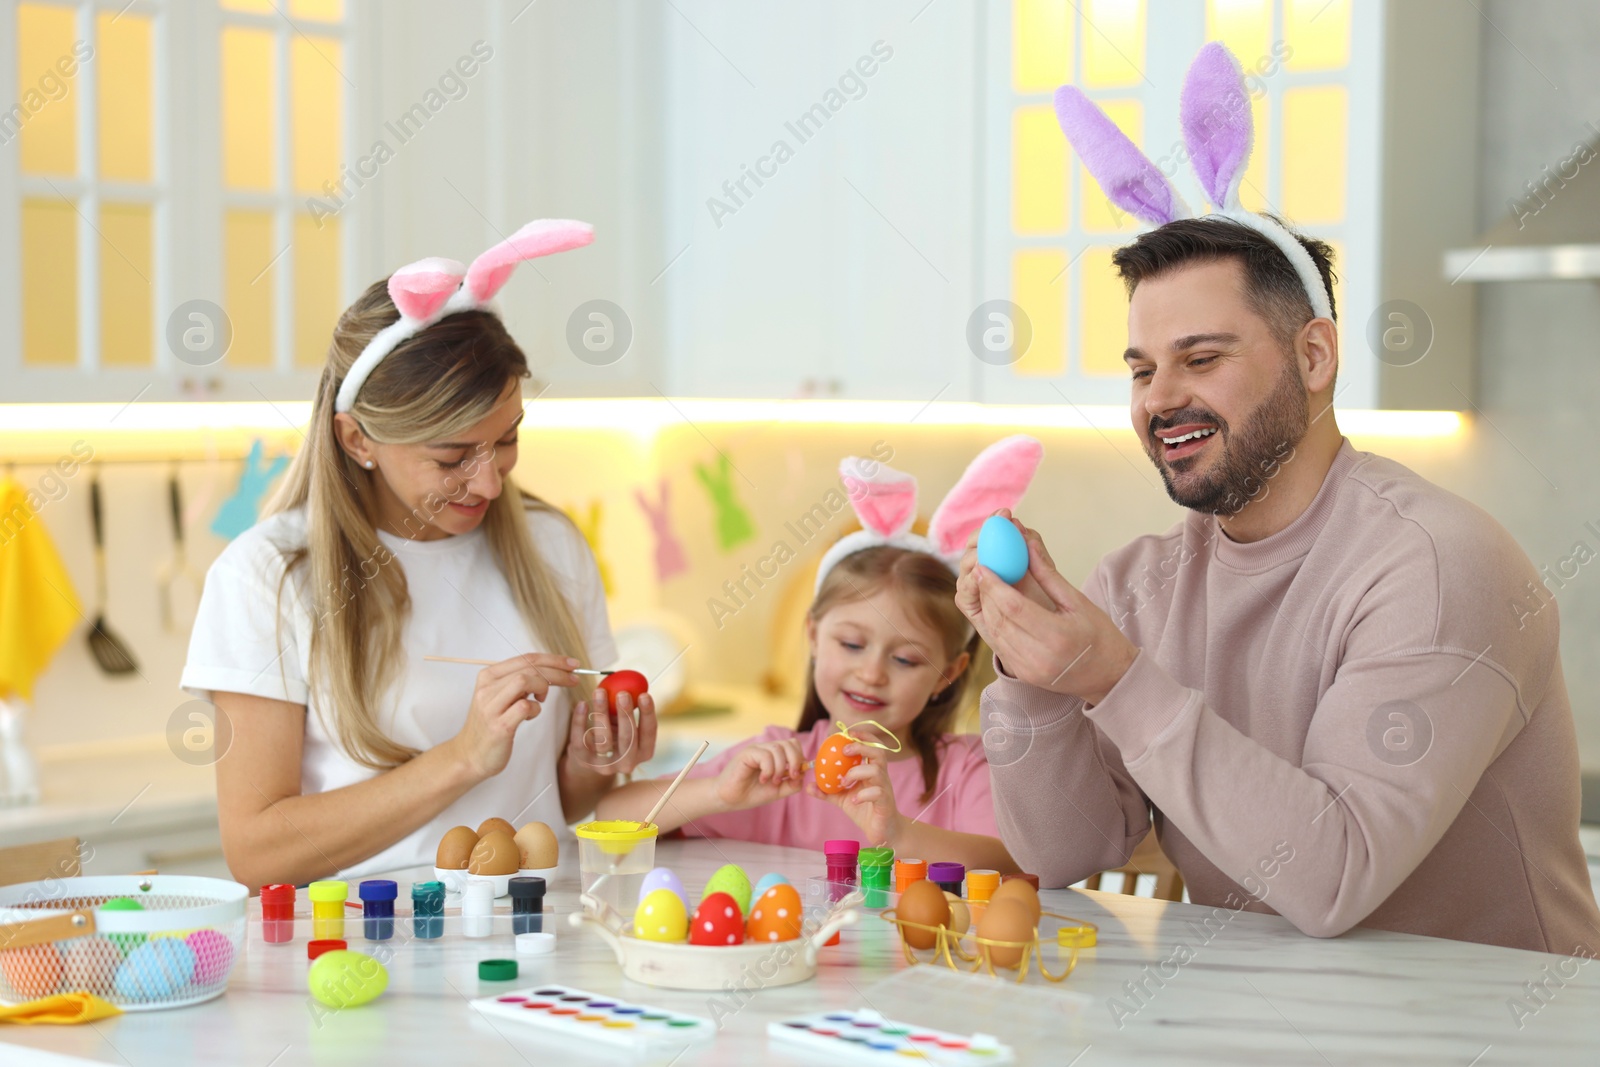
[113,938,197,1000]
[977,515,1029,585]
[751,872,789,899]
[638,867,686,908]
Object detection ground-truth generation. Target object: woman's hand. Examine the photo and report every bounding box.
[714,738,808,811]
[450,653,582,781]
[806,743,902,845]
[563,687,659,780]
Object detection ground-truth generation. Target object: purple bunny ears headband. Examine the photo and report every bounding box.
[334,219,595,414]
[815,435,1044,593]
[1055,41,1332,321]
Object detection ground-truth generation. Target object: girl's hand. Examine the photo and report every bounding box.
[566,688,660,779]
[806,744,902,845]
[714,738,808,811]
[452,653,583,780]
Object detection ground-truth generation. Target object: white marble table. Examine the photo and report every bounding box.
[1,839,1596,1066]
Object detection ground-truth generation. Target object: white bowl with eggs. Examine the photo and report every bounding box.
[434,820,561,897]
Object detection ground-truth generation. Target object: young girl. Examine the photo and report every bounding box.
[599,437,1043,872]
[181,221,656,887]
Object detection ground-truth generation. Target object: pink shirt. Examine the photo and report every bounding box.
[983,439,1600,954]
[674,720,998,849]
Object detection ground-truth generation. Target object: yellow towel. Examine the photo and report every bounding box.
[0,477,82,702]
[0,990,122,1024]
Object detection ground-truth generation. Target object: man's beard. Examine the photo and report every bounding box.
[1142,357,1308,516]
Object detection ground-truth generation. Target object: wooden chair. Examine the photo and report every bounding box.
[0,837,82,888]
[1083,834,1185,902]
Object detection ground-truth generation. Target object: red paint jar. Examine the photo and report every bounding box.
[261,884,296,944]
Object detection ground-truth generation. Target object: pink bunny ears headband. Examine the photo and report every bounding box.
[1055,41,1332,322]
[334,219,595,414]
[815,435,1044,593]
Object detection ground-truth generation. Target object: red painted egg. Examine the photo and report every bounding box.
[598,670,649,723]
[747,884,803,943]
[689,891,745,946]
[813,732,860,795]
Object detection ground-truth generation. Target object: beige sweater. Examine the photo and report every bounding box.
[982,440,1600,954]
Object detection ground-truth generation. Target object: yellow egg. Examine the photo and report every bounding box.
[976,898,1034,969]
[468,829,520,875]
[436,826,477,870]
[514,822,559,869]
[944,892,971,936]
[896,879,951,950]
[633,888,688,942]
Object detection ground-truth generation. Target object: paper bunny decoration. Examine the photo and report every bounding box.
[634,478,689,583]
[1054,41,1332,321]
[694,453,757,553]
[336,219,594,413]
[211,438,290,541]
[564,499,614,596]
[814,435,1044,592]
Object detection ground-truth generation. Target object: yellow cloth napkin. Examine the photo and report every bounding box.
[0,991,122,1024]
[0,477,81,702]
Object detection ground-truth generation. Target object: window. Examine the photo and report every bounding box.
[986,0,1362,404]
[7,0,350,385]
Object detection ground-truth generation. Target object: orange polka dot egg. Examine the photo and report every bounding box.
[813,731,860,795]
[747,883,803,943]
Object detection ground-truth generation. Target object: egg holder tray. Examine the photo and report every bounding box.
[569,890,861,991]
[879,906,1097,984]
[0,875,248,1011]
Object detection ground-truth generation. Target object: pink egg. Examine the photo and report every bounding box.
[185,929,235,986]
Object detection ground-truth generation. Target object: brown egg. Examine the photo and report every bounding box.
[477,817,516,839]
[468,829,520,875]
[988,878,1042,926]
[943,892,971,936]
[976,898,1034,969]
[436,826,478,870]
[514,821,559,870]
[896,879,951,950]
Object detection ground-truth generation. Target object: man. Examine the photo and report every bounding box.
[958,217,1600,955]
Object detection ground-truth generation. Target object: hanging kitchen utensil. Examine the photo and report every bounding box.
[156,469,202,633]
[85,471,138,676]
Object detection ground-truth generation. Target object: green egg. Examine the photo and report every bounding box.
[307,950,388,1009]
[100,897,147,957]
[699,864,751,915]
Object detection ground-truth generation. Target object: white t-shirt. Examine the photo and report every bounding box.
[180,502,616,879]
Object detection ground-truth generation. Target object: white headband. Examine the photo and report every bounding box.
[815,435,1044,593]
[335,219,594,415]
[1054,41,1333,321]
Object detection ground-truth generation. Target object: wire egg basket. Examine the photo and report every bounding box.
[880,905,1097,984]
[0,875,248,1011]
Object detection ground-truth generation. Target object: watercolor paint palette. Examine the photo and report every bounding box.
[769,1009,1014,1063]
[470,983,715,1052]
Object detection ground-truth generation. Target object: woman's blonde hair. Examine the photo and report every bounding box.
[263,278,593,769]
[796,546,980,803]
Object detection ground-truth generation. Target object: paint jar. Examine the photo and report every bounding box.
[307,938,346,960]
[307,880,348,941]
[462,878,495,939]
[509,876,546,935]
[966,869,1001,903]
[358,879,397,941]
[893,858,927,895]
[260,884,295,944]
[574,820,658,917]
[858,847,894,908]
[929,862,965,897]
[823,839,860,902]
[411,881,445,941]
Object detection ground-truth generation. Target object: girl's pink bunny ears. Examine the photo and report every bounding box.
[1054,42,1333,322]
[815,435,1044,593]
[334,219,595,414]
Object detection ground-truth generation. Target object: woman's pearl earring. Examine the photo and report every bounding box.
[364,461,374,469]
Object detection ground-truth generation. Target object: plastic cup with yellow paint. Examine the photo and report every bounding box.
[574,820,657,917]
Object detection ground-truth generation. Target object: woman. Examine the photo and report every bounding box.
[181,221,655,887]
